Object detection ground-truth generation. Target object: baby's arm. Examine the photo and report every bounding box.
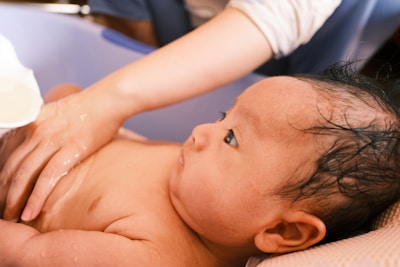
[0,219,160,266]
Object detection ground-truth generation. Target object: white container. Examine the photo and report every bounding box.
[0,33,43,136]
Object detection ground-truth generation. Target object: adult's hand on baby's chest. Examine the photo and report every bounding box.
[0,90,123,223]
[0,128,29,221]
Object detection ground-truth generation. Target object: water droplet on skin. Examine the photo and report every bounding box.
[72,243,79,263]
[79,114,88,121]
[49,170,68,188]
[49,176,61,188]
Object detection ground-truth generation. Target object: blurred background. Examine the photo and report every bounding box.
[0,0,399,78]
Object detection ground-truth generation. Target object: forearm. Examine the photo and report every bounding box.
[0,220,160,266]
[86,7,272,121]
[0,220,40,266]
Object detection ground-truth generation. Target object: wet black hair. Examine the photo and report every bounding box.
[279,63,400,243]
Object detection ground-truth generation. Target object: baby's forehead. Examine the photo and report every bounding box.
[235,76,388,150]
[229,77,325,147]
[239,76,318,104]
[237,77,321,123]
[238,76,380,127]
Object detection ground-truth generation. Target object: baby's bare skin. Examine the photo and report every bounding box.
[19,138,217,266]
[30,140,178,233]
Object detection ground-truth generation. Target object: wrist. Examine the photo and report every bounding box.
[85,80,134,126]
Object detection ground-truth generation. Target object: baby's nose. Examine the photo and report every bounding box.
[191,123,212,151]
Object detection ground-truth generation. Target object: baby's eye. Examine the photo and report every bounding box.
[224,129,238,147]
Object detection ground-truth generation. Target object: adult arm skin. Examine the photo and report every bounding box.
[0,8,271,222]
[0,219,163,267]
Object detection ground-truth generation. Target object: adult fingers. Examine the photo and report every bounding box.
[1,137,57,221]
[0,99,77,220]
[1,90,123,221]
[19,143,90,222]
[3,137,90,222]
[0,128,38,220]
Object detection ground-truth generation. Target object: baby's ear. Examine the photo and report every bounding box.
[254,211,326,254]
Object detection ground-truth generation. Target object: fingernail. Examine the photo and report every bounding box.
[21,208,32,222]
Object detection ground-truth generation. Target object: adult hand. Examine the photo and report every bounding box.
[0,128,26,221]
[0,89,123,222]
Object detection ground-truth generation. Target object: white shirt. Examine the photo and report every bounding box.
[185,0,342,57]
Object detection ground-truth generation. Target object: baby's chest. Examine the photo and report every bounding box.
[31,177,171,233]
[33,162,171,232]
[81,179,171,229]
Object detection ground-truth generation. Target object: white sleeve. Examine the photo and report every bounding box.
[227,0,342,58]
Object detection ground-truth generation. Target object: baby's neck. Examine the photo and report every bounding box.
[191,233,260,267]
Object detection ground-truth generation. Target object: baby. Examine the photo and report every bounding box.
[0,65,399,267]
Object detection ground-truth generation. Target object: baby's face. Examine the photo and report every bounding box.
[169,76,323,248]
